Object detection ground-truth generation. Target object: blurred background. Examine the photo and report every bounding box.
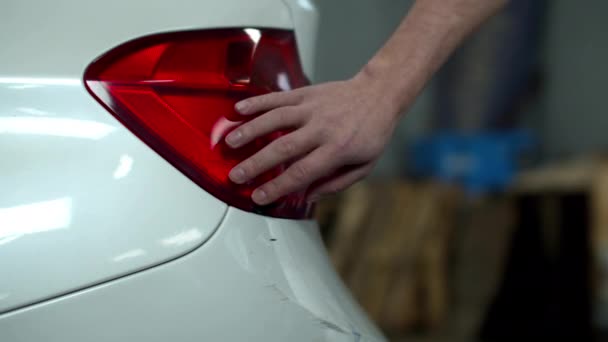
[311,1,608,341]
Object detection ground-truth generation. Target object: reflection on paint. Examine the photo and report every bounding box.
[225,227,255,273]
[0,197,72,245]
[297,0,315,11]
[113,154,134,179]
[16,107,51,116]
[8,84,42,90]
[0,117,116,140]
[161,228,203,247]
[113,249,146,262]
[0,77,81,87]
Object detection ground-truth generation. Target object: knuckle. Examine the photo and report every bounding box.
[244,98,258,110]
[291,93,303,105]
[277,109,291,124]
[337,139,363,161]
[333,180,353,194]
[291,106,311,125]
[248,96,267,111]
[292,89,307,103]
[336,181,352,192]
[318,184,342,199]
[327,143,348,161]
[289,163,310,183]
[259,95,272,106]
[335,132,354,149]
[360,168,372,179]
[242,156,261,176]
[317,124,332,141]
[252,114,273,132]
[325,187,341,197]
[276,138,297,156]
[340,150,357,163]
[264,92,281,105]
[282,88,296,100]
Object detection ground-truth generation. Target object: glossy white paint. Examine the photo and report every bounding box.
[0,207,386,341]
[282,0,320,79]
[2,0,315,79]
[0,0,386,340]
[0,79,228,314]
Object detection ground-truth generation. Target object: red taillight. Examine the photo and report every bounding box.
[84,28,312,219]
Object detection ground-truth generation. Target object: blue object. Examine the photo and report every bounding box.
[410,130,534,194]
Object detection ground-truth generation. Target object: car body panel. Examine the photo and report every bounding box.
[0,78,228,314]
[1,0,315,79]
[0,207,386,341]
[281,0,319,78]
[0,0,387,340]
[0,0,318,316]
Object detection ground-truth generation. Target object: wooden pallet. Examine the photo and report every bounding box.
[317,181,460,334]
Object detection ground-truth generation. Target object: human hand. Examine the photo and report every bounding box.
[225,72,405,205]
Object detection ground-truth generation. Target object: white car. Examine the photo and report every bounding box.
[0,0,386,341]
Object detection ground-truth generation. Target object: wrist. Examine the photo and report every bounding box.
[354,59,422,118]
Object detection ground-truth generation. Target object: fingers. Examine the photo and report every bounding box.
[235,90,302,115]
[251,146,340,205]
[225,107,305,148]
[229,128,319,184]
[306,163,373,202]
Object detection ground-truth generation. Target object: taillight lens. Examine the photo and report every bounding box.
[84,28,312,219]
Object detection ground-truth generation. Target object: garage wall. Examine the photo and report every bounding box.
[539,1,608,160]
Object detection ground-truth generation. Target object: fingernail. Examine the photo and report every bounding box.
[226,130,242,147]
[235,101,249,114]
[252,189,268,205]
[229,167,246,184]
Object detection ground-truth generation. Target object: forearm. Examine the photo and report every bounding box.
[227,0,507,204]
[358,0,507,113]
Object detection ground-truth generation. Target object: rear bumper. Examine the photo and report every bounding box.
[0,207,386,341]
